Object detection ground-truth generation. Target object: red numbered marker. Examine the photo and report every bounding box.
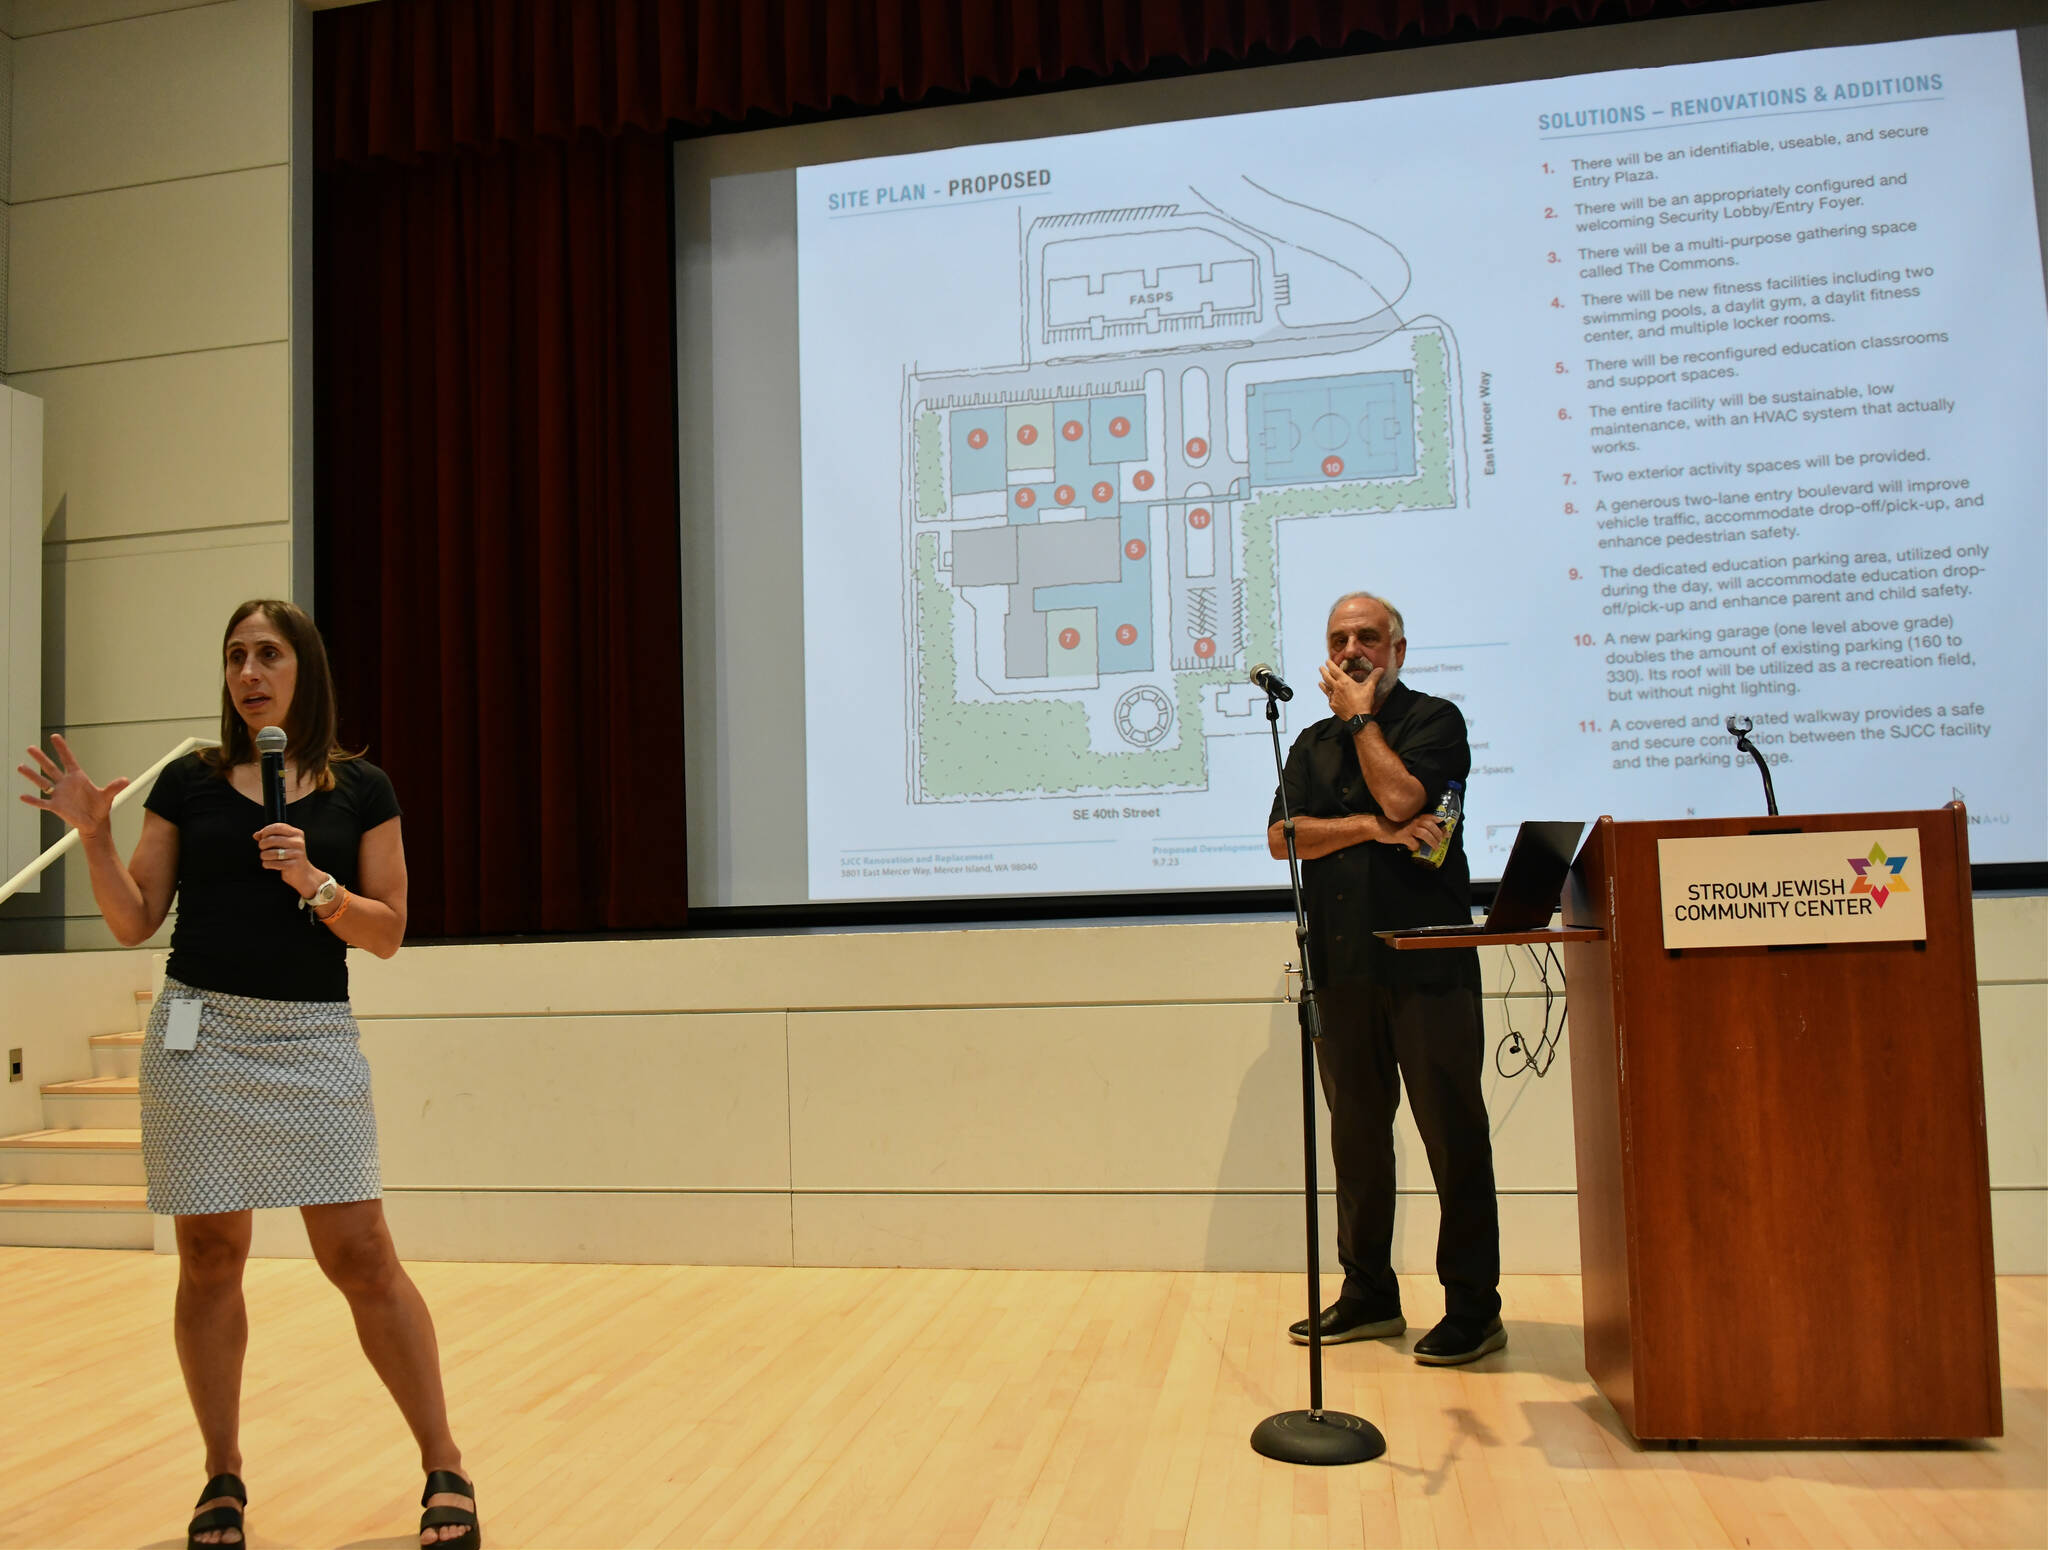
[1058,627,1080,650]
[1115,624,1138,646]
[1188,507,1212,529]
[1185,437,1208,459]
[1054,484,1075,506]
[966,427,989,449]
[1125,538,1147,560]
[1016,487,1036,509]
[1016,423,1039,445]
[1132,469,1155,491]
[1322,455,1345,477]
[1109,416,1131,437]
[1062,420,1084,441]
[1092,481,1115,503]
[1193,637,1216,659]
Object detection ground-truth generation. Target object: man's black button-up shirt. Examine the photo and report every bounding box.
[1268,681,1482,992]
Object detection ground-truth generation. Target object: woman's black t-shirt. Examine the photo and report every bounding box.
[145,753,402,1002]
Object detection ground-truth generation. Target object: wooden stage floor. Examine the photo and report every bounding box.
[2,1249,2041,1548]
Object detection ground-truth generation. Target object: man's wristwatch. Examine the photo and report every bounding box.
[301,874,341,913]
[1341,710,1375,733]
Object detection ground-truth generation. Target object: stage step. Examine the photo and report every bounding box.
[0,1183,152,1249]
[39,1075,140,1130]
[0,1129,145,1186]
[0,986,160,1249]
[90,1031,143,1079]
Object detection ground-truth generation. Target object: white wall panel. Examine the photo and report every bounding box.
[350,923,1575,1019]
[10,0,219,37]
[9,165,287,371]
[42,535,285,724]
[0,26,16,209]
[1981,983,2048,1188]
[1990,1190,2044,1276]
[385,1190,798,1266]
[792,1190,1338,1272]
[789,1192,1581,1274]
[215,1191,799,1268]
[9,896,2038,1271]
[790,1003,1307,1193]
[16,344,289,540]
[2,391,40,883]
[787,999,1578,1197]
[12,0,286,201]
[1473,998,1578,1190]
[1974,892,2046,982]
[363,1014,793,1191]
[0,200,12,369]
[352,922,1306,1018]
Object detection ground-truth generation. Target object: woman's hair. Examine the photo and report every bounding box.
[201,599,358,789]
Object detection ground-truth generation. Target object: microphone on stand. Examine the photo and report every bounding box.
[1724,715,1779,816]
[1248,654,1385,1467]
[1248,663,1294,702]
[255,725,289,825]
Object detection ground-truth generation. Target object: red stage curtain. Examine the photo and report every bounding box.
[313,0,1771,935]
[318,0,1748,163]
[315,129,685,936]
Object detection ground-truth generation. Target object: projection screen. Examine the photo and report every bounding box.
[675,8,2048,911]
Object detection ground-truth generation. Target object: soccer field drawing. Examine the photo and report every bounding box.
[904,178,1466,803]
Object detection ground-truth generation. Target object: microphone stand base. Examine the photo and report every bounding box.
[1250,1409,1387,1466]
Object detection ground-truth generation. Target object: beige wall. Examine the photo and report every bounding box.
[114,901,2031,1275]
[3,905,2036,1274]
[0,0,306,950]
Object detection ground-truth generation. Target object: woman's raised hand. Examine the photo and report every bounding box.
[17,734,128,839]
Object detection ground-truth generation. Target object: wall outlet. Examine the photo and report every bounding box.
[7,1048,20,1083]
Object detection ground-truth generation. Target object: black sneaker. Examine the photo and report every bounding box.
[1412,1312,1507,1366]
[1286,1297,1405,1345]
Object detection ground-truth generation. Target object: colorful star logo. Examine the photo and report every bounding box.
[1848,844,1911,907]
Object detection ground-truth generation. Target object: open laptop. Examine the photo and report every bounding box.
[1377,820,1587,939]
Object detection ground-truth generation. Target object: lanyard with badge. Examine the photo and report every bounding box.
[164,996,202,1051]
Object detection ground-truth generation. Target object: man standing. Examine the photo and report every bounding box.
[1265,591,1504,1365]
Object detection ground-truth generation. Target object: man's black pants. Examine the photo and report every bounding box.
[1311,977,1501,1322]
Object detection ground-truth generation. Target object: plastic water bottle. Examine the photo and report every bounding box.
[1412,780,1464,869]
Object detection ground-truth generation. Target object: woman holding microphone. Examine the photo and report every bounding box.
[19,599,479,1549]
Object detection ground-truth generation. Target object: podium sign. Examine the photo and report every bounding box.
[1566,809,2000,1441]
[1657,828,1927,948]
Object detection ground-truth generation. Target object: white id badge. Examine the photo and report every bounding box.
[164,997,201,1052]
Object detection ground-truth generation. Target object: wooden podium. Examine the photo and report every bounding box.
[1559,806,2002,1440]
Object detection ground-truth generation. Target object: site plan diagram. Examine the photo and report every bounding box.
[903,178,1467,804]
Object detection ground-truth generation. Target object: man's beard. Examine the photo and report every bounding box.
[1344,662,1400,698]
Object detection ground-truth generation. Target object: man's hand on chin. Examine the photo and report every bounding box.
[1319,660,1383,722]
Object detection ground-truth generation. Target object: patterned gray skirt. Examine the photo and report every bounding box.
[139,976,382,1216]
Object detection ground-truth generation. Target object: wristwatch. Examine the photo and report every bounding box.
[301,874,341,912]
[1341,710,1375,733]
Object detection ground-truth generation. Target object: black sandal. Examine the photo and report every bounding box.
[186,1473,247,1548]
[420,1469,482,1548]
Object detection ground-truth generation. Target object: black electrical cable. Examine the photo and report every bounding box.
[1495,944,1569,1079]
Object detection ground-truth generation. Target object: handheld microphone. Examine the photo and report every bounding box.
[255,726,289,825]
[1248,663,1294,701]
